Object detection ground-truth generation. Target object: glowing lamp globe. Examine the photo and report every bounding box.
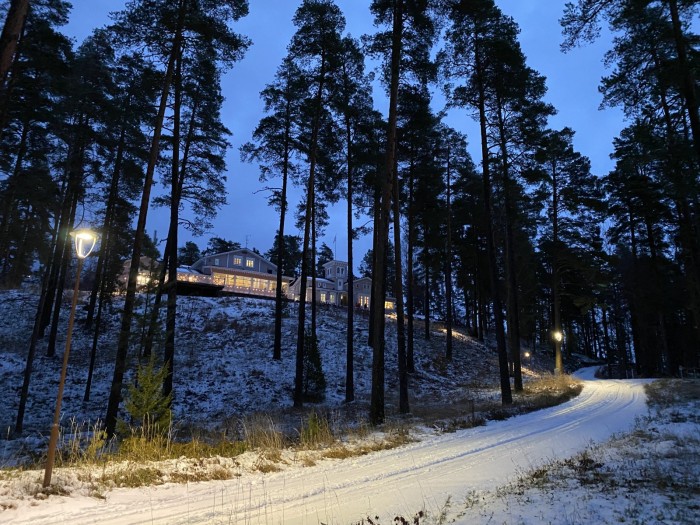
[71,229,98,259]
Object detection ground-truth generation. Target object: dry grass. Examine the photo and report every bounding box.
[645,378,700,408]
[518,373,583,410]
[414,374,582,434]
[242,414,285,451]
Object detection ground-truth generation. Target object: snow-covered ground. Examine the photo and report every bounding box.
[4,369,697,524]
[1,289,698,524]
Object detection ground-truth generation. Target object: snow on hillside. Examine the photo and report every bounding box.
[0,286,516,463]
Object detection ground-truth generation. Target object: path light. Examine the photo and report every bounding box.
[43,228,98,488]
[552,329,564,375]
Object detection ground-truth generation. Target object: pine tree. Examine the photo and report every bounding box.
[285,0,345,408]
[121,356,172,436]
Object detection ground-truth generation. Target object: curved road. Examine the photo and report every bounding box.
[7,368,650,525]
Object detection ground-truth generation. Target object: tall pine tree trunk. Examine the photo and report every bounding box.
[423,255,430,340]
[501,164,523,389]
[0,0,28,85]
[392,152,409,414]
[551,161,564,375]
[104,1,185,437]
[370,0,403,426]
[474,34,511,405]
[294,51,327,408]
[406,159,415,373]
[163,51,184,402]
[444,147,454,361]
[345,118,354,402]
[272,117,291,361]
[46,184,80,357]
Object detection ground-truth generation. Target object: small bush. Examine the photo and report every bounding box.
[298,411,334,449]
[303,330,326,402]
[120,356,172,437]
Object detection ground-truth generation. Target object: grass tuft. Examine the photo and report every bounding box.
[298,411,335,449]
[243,414,285,451]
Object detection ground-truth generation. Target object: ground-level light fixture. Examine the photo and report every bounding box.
[43,228,98,488]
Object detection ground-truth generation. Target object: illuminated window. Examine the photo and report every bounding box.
[384,301,394,310]
[233,256,242,265]
[320,292,327,302]
[246,259,254,268]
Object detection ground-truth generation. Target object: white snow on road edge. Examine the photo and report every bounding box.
[3,368,679,525]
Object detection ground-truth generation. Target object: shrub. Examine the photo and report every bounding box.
[299,411,334,449]
[303,329,326,402]
[120,356,172,437]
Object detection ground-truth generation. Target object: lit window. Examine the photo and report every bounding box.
[246,259,254,268]
[234,256,242,265]
[320,292,327,302]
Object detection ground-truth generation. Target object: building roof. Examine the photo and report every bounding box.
[192,248,277,270]
[322,259,348,268]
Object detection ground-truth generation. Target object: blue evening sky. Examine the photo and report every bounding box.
[63,0,624,265]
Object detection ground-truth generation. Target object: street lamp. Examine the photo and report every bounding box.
[43,228,97,488]
[552,329,564,375]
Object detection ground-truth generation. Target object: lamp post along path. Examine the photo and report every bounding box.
[553,329,564,375]
[43,229,97,488]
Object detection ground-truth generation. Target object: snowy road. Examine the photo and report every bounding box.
[5,368,650,525]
